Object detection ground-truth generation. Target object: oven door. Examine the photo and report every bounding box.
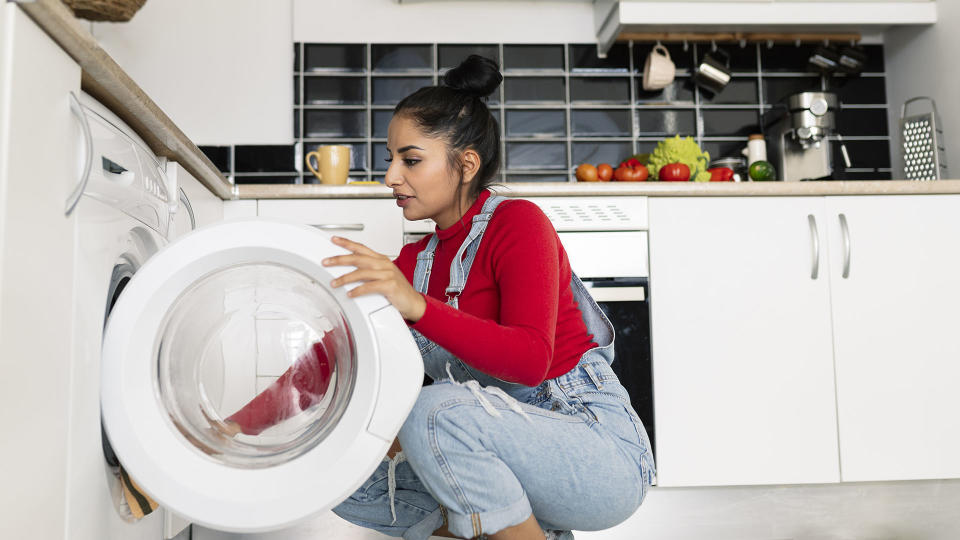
[582,277,655,459]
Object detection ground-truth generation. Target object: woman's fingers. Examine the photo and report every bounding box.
[322,253,387,269]
[330,235,383,258]
[342,280,395,299]
[330,268,393,289]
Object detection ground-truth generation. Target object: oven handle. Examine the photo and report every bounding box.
[584,286,646,302]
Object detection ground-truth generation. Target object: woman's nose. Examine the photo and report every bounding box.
[384,162,403,187]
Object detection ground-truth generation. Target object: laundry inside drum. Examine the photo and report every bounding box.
[156,263,356,468]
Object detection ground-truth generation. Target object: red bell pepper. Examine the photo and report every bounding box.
[707,167,735,182]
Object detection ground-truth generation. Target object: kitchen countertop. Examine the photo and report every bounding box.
[238,180,960,199]
[19,0,960,201]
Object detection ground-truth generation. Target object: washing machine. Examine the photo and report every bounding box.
[65,92,423,538]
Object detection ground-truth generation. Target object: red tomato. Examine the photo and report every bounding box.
[659,163,691,182]
[633,164,650,182]
[622,167,641,181]
[613,166,630,181]
[597,163,613,182]
[575,163,598,182]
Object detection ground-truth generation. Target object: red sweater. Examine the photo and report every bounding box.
[395,190,596,386]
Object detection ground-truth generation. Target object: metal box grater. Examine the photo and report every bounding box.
[901,97,948,181]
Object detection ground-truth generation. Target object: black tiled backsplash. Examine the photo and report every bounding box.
[202,41,893,184]
[763,76,823,105]
[571,43,630,73]
[838,108,890,137]
[372,44,432,71]
[636,78,694,104]
[439,44,500,70]
[234,145,295,173]
[503,44,565,71]
[304,44,365,72]
[199,146,231,173]
[701,109,761,137]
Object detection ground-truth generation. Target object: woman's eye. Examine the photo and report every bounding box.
[404,159,420,167]
[384,157,393,163]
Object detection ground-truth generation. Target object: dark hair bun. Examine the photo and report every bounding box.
[442,55,502,99]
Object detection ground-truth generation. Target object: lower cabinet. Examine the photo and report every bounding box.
[649,194,960,487]
[257,199,404,258]
[827,195,960,482]
[648,197,840,487]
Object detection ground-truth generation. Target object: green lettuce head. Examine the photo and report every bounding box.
[648,135,712,182]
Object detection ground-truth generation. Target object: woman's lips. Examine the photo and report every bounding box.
[395,194,414,208]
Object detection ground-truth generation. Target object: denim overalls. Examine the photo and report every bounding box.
[332,194,655,540]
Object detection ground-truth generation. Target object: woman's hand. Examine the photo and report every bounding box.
[322,236,426,323]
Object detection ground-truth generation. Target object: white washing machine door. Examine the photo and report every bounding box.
[101,219,423,533]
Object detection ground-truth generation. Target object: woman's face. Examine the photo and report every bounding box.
[384,115,473,229]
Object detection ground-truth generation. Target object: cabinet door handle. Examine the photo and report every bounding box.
[808,214,819,280]
[839,213,851,279]
[309,223,365,231]
[65,92,93,216]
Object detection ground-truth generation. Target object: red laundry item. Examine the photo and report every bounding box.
[394,190,597,386]
[227,335,334,435]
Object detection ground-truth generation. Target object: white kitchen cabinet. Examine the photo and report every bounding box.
[648,197,841,487]
[596,1,936,53]
[92,0,293,146]
[257,199,404,258]
[0,4,81,539]
[825,195,960,482]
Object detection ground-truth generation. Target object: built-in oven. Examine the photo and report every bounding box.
[582,277,654,457]
[403,195,655,456]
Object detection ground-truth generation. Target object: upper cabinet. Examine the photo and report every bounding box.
[92,0,294,146]
[594,1,938,54]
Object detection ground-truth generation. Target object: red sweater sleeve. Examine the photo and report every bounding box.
[410,201,558,386]
[226,333,335,435]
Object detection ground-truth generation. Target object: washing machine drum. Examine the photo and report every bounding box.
[100,219,423,533]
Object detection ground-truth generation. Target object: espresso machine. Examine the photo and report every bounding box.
[764,91,851,181]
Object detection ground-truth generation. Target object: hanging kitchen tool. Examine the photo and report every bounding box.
[901,97,948,181]
[693,47,731,95]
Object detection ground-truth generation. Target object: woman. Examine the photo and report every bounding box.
[322,55,655,540]
[227,55,654,539]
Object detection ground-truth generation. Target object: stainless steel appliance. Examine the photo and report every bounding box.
[764,91,851,182]
[901,96,948,181]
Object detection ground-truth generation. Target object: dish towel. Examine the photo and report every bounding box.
[119,465,158,519]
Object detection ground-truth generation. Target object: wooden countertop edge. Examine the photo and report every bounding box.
[236,180,960,199]
[16,0,235,200]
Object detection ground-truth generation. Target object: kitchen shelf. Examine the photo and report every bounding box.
[595,1,938,56]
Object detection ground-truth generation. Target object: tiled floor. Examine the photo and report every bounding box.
[190,479,960,539]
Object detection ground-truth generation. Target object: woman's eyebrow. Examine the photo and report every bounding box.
[388,145,424,153]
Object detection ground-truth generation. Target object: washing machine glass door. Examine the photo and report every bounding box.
[100,219,423,533]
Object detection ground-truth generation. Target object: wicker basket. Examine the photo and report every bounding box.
[62,0,147,22]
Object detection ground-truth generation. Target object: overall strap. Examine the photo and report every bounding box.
[412,233,441,295]
[444,195,509,308]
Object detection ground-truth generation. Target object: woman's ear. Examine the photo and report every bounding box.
[460,149,482,186]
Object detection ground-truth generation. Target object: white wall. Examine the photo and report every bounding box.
[884,1,957,179]
[91,0,293,146]
[292,0,595,43]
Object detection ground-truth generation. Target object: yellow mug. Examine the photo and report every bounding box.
[305,145,351,184]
